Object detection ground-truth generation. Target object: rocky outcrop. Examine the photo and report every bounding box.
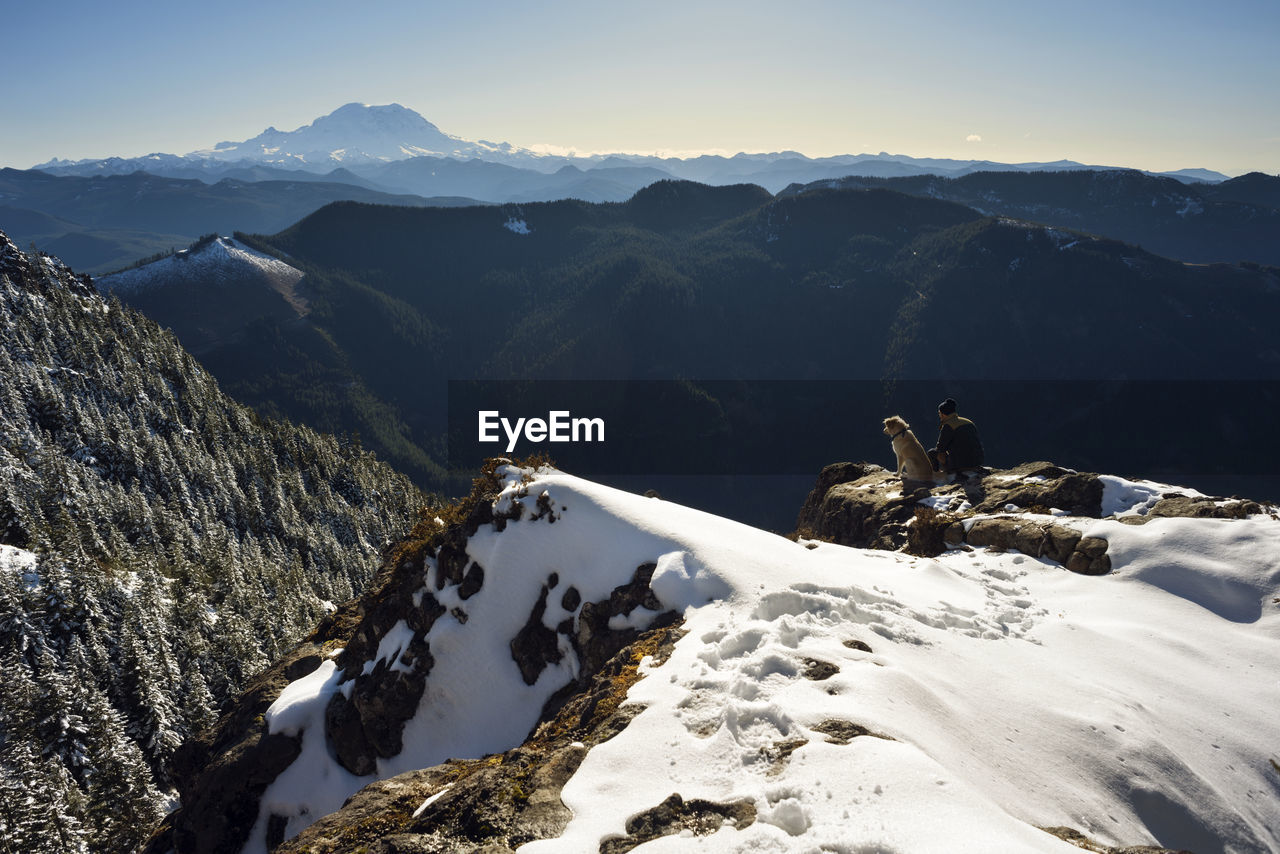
[795,461,1106,564]
[1147,494,1264,519]
[795,460,1268,574]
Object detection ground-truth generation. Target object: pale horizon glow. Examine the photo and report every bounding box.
[1,0,1277,177]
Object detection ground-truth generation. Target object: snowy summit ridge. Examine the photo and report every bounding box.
[96,235,303,295]
[152,462,1280,854]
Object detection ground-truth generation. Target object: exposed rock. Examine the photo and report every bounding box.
[146,461,539,853]
[794,461,890,536]
[597,792,757,854]
[153,458,1262,854]
[760,738,810,775]
[1066,537,1112,576]
[571,562,665,678]
[1040,825,1193,853]
[560,585,581,612]
[801,658,840,680]
[906,506,956,556]
[798,459,1271,579]
[810,719,895,745]
[458,562,485,599]
[797,462,1110,554]
[796,462,1105,569]
[149,452,692,854]
[972,462,1104,518]
[515,560,672,695]
[965,517,1083,565]
[1148,494,1262,519]
[794,461,1150,573]
[327,640,437,775]
[797,466,924,550]
[511,582,564,686]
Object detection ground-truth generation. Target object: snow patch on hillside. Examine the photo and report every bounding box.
[0,544,38,590]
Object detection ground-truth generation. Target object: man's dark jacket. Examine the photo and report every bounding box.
[937,414,984,471]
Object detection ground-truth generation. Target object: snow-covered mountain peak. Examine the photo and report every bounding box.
[196,102,510,166]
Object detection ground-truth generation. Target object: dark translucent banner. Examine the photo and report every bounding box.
[447,380,1280,484]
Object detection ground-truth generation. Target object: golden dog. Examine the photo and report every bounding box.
[882,415,942,484]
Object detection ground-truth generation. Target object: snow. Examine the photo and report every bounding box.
[0,543,36,572]
[1083,516,1280,623]
[412,784,452,818]
[247,468,1280,853]
[265,660,342,738]
[193,102,495,166]
[1098,473,1206,517]
[917,493,970,514]
[0,544,39,590]
[361,618,417,676]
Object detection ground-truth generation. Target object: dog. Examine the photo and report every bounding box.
[882,415,944,485]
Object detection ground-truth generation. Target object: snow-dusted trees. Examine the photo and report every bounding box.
[0,231,425,851]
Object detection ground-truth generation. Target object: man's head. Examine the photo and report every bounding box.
[938,398,958,418]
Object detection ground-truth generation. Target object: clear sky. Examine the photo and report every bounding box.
[2,0,1277,175]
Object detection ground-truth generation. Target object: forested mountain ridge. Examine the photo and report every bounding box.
[0,230,425,852]
[782,169,1280,265]
[0,167,479,274]
[246,179,1280,385]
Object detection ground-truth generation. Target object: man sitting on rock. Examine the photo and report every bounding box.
[929,398,985,480]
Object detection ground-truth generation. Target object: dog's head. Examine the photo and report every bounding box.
[883,415,908,437]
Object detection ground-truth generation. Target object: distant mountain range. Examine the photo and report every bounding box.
[9,102,1271,275]
[34,102,1231,191]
